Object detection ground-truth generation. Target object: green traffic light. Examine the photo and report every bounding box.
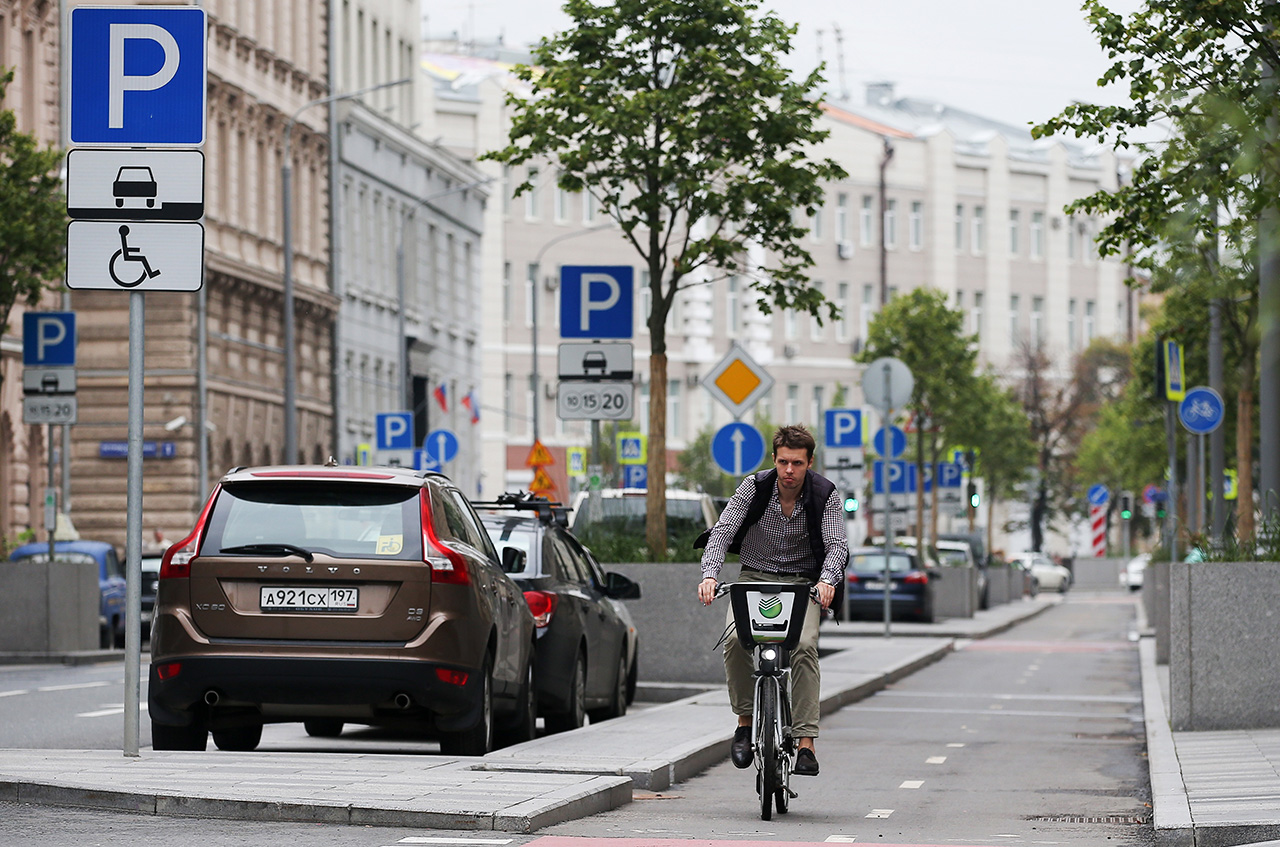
[969,492,980,509]
[1121,509,1132,520]
[843,496,859,513]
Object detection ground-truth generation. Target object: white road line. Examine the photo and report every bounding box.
[947,742,966,747]
[927,756,947,764]
[825,836,861,843]
[899,780,924,789]
[865,808,895,818]
[37,681,111,692]
[392,839,515,845]
[0,689,30,698]
[77,703,147,718]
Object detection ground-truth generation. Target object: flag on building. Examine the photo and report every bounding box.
[433,382,448,412]
[461,390,480,424]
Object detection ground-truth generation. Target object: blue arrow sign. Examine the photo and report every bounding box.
[873,426,907,459]
[1179,386,1225,435]
[824,409,862,448]
[1088,483,1110,508]
[69,6,208,146]
[424,428,459,465]
[375,412,414,451]
[712,422,766,476]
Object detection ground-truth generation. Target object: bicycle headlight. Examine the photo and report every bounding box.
[761,648,777,662]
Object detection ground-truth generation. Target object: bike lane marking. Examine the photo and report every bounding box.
[37,681,111,692]
[0,689,31,698]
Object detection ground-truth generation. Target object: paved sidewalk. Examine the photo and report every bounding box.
[0,596,1056,833]
[1140,637,1280,847]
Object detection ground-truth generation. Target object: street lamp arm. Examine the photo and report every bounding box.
[534,221,613,266]
[284,77,414,162]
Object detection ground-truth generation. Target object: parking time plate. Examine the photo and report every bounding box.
[260,586,359,612]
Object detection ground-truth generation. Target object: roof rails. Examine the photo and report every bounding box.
[472,490,570,527]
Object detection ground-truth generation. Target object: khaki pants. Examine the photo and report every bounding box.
[723,568,822,738]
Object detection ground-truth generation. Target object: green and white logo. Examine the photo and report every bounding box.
[758,595,783,619]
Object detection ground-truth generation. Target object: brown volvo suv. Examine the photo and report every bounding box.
[148,464,535,755]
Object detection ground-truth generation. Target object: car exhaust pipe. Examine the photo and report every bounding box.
[204,689,220,706]
[394,692,411,710]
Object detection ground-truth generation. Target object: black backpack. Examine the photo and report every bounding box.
[695,469,844,617]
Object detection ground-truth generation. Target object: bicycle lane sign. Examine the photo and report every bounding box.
[66,221,204,291]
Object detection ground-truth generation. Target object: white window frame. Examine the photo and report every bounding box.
[836,193,850,242]
[971,206,985,255]
[524,166,540,220]
[972,291,984,336]
[1010,294,1020,341]
[909,201,923,250]
[836,281,850,342]
[1009,209,1020,255]
[954,203,964,251]
[1030,211,1044,260]
[884,199,898,249]
[860,195,874,247]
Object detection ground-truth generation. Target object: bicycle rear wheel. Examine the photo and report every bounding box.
[758,679,778,821]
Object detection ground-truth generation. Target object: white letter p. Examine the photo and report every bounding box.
[109,23,181,129]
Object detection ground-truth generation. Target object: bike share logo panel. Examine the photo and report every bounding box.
[66,220,204,291]
[744,590,796,642]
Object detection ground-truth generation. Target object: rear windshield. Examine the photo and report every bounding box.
[848,552,916,573]
[936,549,970,566]
[575,494,706,534]
[203,481,424,561]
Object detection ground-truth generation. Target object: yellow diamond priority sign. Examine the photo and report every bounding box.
[702,343,774,418]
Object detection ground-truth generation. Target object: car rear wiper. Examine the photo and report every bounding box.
[219,543,314,563]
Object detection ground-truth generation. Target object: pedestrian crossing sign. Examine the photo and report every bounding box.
[526,440,554,468]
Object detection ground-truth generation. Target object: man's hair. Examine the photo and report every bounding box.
[773,424,816,459]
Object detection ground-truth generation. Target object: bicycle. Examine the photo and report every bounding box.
[713,580,818,820]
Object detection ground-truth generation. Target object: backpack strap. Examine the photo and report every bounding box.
[726,469,776,554]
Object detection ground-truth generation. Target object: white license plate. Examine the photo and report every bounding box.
[260,586,359,612]
[864,580,890,590]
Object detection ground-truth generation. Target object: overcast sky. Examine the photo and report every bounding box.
[422,0,1143,132]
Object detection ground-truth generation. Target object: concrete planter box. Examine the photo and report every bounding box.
[986,567,1013,605]
[933,566,977,619]
[1169,561,1280,731]
[0,558,99,652]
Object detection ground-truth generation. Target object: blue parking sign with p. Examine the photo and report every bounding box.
[375,412,413,451]
[824,409,862,448]
[23,312,76,366]
[69,6,207,146]
[560,266,633,339]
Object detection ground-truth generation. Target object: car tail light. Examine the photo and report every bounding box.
[160,485,221,579]
[420,490,470,585]
[523,590,559,628]
[846,573,859,584]
[904,572,930,585]
[435,667,469,686]
[156,662,182,680]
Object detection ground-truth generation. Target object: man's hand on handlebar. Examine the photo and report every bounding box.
[698,576,718,606]
[814,580,835,610]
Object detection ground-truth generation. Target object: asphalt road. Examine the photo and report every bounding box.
[0,590,1154,847]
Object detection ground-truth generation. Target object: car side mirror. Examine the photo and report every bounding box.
[603,571,641,599]
[501,546,526,573]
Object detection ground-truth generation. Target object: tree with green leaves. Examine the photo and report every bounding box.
[484,0,846,559]
[857,288,978,545]
[1033,0,1275,542]
[0,69,66,378]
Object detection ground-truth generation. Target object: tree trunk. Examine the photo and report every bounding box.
[1237,386,1256,545]
[646,352,669,560]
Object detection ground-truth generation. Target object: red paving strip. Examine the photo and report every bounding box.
[957,639,1134,653]
[526,839,1008,847]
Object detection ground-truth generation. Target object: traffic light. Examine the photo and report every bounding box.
[843,492,860,514]
[1120,495,1132,521]
[1156,501,1167,520]
[967,481,979,509]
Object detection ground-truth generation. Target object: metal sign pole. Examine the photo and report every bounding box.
[123,292,144,757]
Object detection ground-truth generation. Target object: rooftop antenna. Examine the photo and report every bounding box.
[832,22,850,103]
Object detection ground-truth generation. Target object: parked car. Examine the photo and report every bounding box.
[1121,552,1150,590]
[139,552,163,639]
[1010,551,1072,593]
[476,492,641,732]
[9,540,126,648]
[844,545,937,623]
[148,463,536,755]
[569,487,718,546]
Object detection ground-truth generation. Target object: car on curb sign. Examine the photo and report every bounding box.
[476,492,641,732]
[843,545,937,623]
[9,540,126,649]
[148,463,536,755]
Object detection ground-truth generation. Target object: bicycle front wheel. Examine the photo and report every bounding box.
[758,679,778,821]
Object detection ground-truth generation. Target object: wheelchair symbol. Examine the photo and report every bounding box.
[109,225,161,287]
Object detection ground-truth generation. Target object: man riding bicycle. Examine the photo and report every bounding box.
[697,424,848,777]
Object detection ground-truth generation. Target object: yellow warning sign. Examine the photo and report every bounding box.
[526,440,554,467]
[715,359,763,406]
[702,343,774,417]
[530,466,556,494]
